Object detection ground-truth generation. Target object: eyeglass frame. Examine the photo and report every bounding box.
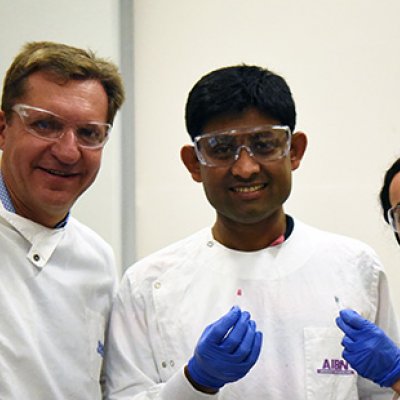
[10,103,112,149]
[193,124,292,167]
[387,204,400,233]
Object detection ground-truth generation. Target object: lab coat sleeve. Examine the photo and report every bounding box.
[102,274,219,400]
[357,268,400,400]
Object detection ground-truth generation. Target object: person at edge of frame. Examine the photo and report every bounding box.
[336,158,400,400]
[0,41,124,399]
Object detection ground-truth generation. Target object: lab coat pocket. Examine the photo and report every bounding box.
[304,327,358,400]
[86,308,106,381]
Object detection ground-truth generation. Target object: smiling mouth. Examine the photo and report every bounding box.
[42,168,77,177]
[231,183,266,193]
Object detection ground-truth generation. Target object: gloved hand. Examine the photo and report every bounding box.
[187,306,263,390]
[336,309,400,387]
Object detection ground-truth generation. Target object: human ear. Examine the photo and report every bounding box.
[180,145,203,183]
[289,131,307,171]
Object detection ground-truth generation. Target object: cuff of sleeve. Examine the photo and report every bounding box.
[161,367,220,400]
[380,367,400,388]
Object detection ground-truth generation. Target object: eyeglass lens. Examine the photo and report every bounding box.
[197,128,289,166]
[390,206,400,232]
[14,105,109,148]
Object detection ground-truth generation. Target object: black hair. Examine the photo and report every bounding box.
[379,158,400,245]
[380,158,400,223]
[185,64,296,140]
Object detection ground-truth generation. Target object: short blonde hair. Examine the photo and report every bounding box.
[2,41,125,123]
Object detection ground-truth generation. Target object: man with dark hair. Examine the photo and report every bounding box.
[104,65,398,399]
[0,41,124,399]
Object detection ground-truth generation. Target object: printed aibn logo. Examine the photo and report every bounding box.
[317,359,355,375]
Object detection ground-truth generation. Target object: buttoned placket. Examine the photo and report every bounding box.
[152,280,177,377]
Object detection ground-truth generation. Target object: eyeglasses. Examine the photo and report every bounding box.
[193,125,291,167]
[388,204,400,233]
[11,103,112,149]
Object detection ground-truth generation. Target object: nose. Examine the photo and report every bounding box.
[231,147,260,178]
[50,128,81,164]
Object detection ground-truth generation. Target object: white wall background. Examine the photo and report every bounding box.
[1,1,400,316]
[133,0,400,315]
[0,0,123,268]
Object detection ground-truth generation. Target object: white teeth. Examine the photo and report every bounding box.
[234,184,264,193]
[47,169,69,176]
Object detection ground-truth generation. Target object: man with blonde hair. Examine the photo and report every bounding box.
[0,41,124,399]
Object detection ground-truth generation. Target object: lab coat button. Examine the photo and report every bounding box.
[207,241,214,247]
[170,360,175,367]
[161,361,167,368]
[154,282,161,289]
[33,254,40,262]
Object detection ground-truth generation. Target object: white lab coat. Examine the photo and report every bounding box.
[104,219,399,400]
[0,204,118,399]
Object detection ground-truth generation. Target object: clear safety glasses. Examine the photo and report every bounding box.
[193,125,291,167]
[388,204,400,233]
[11,103,112,149]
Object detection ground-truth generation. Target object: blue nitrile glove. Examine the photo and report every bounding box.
[336,309,400,387]
[187,306,263,390]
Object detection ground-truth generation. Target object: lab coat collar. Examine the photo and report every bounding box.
[0,203,65,269]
